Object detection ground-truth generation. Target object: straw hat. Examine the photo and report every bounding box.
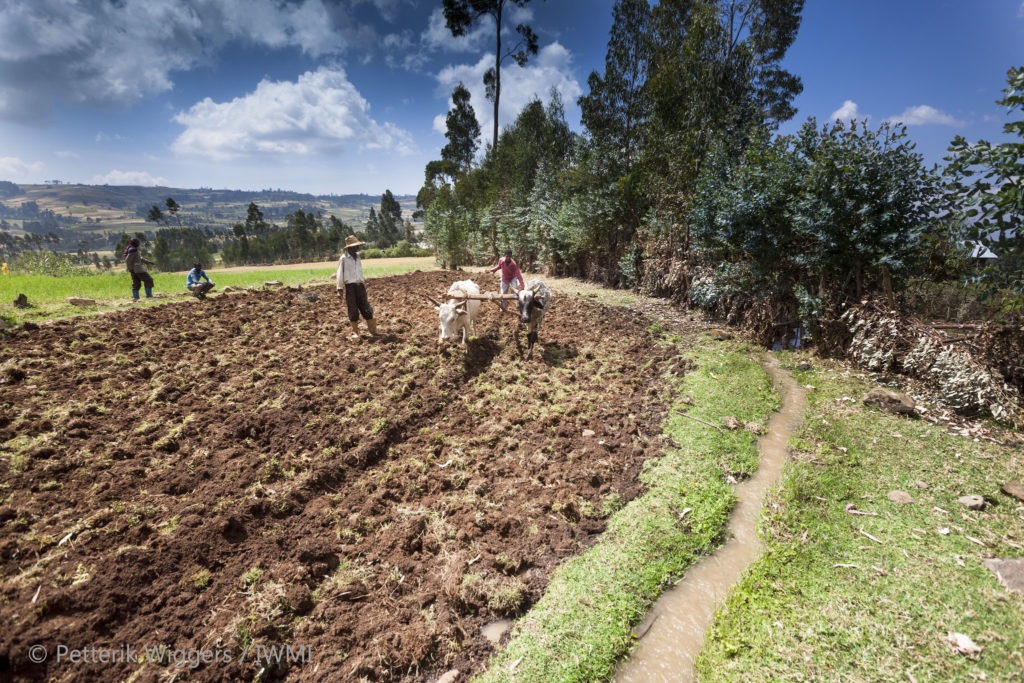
[344,235,365,248]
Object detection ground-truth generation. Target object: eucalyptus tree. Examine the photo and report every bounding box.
[943,66,1024,305]
[577,0,652,274]
[442,0,539,155]
[645,0,805,210]
[442,83,482,172]
[794,118,940,304]
[378,190,404,248]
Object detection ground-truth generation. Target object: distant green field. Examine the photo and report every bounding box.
[0,258,435,325]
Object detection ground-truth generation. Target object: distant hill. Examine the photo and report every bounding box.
[0,182,418,252]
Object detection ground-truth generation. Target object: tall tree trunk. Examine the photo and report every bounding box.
[855,256,863,301]
[490,4,502,259]
[880,266,895,308]
[493,3,502,157]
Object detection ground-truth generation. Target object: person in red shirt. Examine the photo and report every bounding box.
[489,249,525,311]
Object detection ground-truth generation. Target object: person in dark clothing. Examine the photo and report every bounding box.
[124,237,154,300]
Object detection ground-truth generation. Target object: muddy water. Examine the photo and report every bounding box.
[481,619,513,644]
[614,353,806,682]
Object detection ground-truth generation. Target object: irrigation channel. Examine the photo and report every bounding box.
[615,353,806,682]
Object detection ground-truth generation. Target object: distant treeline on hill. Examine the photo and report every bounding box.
[122,194,426,271]
[0,183,422,266]
[0,182,414,211]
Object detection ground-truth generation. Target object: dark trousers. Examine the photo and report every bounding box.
[131,270,154,291]
[345,282,373,322]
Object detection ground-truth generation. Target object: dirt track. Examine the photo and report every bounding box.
[0,271,685,681]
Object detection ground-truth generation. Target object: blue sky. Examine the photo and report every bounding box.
[0,0,1021,197]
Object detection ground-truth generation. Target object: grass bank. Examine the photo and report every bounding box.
[0,257,436,325]
[478,338,779,682]
[697,352,1024,681]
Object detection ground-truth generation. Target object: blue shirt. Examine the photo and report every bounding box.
[186,268,211,289]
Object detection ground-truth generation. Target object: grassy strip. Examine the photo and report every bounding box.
[0,260,434,325]
[697,352,1024,681]
[477,340,779,682]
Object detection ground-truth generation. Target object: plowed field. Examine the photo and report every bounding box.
[0,270,685,681]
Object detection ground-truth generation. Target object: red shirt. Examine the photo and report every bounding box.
[489,257,525,287]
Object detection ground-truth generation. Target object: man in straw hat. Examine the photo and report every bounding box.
[336,234,377,338]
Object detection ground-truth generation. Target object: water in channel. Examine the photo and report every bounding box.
[614,353,806,682]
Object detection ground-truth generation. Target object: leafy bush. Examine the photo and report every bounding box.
[12,251,95,277]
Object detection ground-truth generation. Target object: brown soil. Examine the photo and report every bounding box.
[0,270,685,682]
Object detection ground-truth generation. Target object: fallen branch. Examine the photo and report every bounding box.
[858,527,885,544]
[674,411,723,432]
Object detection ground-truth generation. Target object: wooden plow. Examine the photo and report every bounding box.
[423,291,518,308]
[447,292,518,305]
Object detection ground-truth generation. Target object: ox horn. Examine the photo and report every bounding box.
[423,293,442,307]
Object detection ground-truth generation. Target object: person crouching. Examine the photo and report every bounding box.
[186,262,215,299]
[336,235,377,339]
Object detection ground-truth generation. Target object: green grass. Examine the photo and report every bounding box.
[477,340,779,682]
[697,351,1024,681]
[0,258,435,324]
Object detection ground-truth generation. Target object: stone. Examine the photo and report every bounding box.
[710,328,733,341]
[797,363,813,371]
[914,479,929,490]
[721,416,741,430]
[1001,480,1024,502]
[221,286,237,293]
[582,429,596,438]
[65,297,96,307]
[264,280,283,287]
[13,293,29,308]
[744,422,765,434]
[436,670,461,683]
[945,631,983,658]
[957,494,986,510]
[863,388,917,416]
[887,490,915,504]
[984,558,1024,593]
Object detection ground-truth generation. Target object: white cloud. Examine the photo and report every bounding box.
[884,105,965,127]
[1019,0,1024,17]
[0,156,45,180]
[55,150,79,159]
[95,132,125,143]
[508,5,535,24]
[353,0,405,22]
[434,42,582,146]
[92,170,168,186]
[383,31,431,71]
[171,68,415,160]
[0,0,380,123]
[829,100,868,123]
[423,7,492,52]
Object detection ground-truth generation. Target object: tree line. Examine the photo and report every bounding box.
[419,0,1023,328]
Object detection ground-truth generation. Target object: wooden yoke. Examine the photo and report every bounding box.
[446,292,518,301]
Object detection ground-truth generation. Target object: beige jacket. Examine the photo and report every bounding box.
[336,252,365,288]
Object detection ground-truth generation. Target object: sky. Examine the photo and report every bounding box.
[0,0,1021,197]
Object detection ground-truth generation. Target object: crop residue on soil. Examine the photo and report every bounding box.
[0,270,684,681]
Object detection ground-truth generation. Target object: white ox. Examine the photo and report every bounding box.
[513,279,551,360]
[428,280,482,345]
